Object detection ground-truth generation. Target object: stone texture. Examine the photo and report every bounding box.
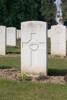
[51,25,67,56]
[6,27,17,46]
[21,21,48,76]
[48,29,52,38]
[0,26,6,55]
[17,30,21,39]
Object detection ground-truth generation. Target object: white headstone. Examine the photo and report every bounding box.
[17,30,21,39]
[21,21,48,76]
[0,26,6,55]
[6,27,17,46]
[51,25,67,56]
[48,29,52,38]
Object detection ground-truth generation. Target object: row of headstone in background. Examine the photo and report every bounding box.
[0,23,66,56]
[7,28,21,46]
[7,27,17,46]
[48,25,67,56]
[0,26,21,56]
[17,30,21,39]
[0,21,67,76]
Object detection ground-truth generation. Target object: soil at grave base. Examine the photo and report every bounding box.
[0,54,20,57]
[0,69,21,81]
[7,46,18,48]
[0,69,66,84]
[48,54,67,59]
[1,54,67,58]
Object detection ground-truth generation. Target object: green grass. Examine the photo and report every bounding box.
[0,56,20,70]
[6,39,21,54]
[48,57,67,75]
[0,80,67,100]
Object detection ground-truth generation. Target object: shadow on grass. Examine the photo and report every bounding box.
[48,69,67,76]
[0,66,12,69]
[6,52,20,54]
[48,51,51,54]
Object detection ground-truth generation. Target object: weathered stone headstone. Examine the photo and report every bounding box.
[7,27,17,46]
[0,26,6,55]
[51,25,67,56]
[21,21,48,76]
[17,30,21,39]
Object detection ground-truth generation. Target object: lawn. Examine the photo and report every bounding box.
[0,80,67,100]
[0,56,20,70]
[0,39,67,100]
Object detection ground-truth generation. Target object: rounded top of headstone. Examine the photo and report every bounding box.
[21,21,47,26]
[0,26,6,28]
[7,27,16,29]
[21,21,47,43]
[0,26,6,31]
[51,25,66,29]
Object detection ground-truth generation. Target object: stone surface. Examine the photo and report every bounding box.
[51,25,67,56]
[17,30,21,39]
[0,26,6,55]
[48,29,52,38]
[21,21,48,76]
[6,27,17,46]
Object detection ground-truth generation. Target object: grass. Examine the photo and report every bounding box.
[48,57,67,76]
[0,80,67,100]
[0,56,20,70]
